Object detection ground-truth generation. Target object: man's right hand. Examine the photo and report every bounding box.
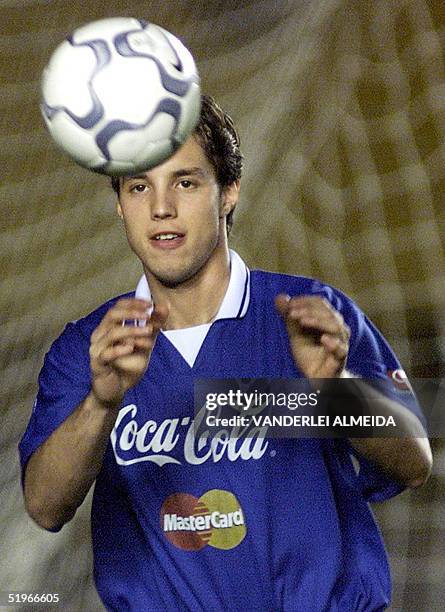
[24,297,169,530]
[89,298,169,406]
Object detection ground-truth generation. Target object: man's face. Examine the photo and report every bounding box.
[117,136,238,288]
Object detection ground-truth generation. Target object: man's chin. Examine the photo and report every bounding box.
[156,276,187,289]
[146,240,219,289]
[151,268,197,289]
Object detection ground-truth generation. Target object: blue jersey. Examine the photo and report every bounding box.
[19,269,423,612]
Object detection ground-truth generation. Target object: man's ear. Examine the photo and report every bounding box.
[116,199,123,219]
[220,180,240,217]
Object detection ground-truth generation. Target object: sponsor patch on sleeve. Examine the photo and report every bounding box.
[387,369,412,392]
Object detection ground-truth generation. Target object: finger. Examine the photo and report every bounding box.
[287,296,332,310]
[92,325,152,359]
[97,333,156,365]
[106,305,152,325]
[316,354,345,378]
[107,324,153,345]
[99,342,136,364]
[287,297,337,318]
[288,302,349,337]
[114,298,153,310]
[279,295,335,320]
[150,302,169,328]
[91,303,152,342]
[103,300,153,327]
[139,304,168,340]
[288,311,346,336]
[287,297,346,329]
[132,337,154,352]
[320,334,348,360]
[275,294,291,317]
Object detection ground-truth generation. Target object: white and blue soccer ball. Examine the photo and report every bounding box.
[40,17,201,176]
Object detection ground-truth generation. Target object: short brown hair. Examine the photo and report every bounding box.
[111,94,243,234]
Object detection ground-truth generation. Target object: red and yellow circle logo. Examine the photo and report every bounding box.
[388,369,412,391]
[160,489,246,551]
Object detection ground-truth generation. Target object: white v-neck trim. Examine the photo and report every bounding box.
[162,324,211,367]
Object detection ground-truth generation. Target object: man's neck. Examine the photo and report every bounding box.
[145,245,231,330]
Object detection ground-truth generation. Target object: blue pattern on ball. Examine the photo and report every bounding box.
[43,37,110,129]
[95,97,182,164]
[114,28,191,97]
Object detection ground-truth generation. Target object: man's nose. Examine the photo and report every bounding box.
[150,189,177,220]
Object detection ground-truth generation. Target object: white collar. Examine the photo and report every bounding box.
[135,249,250,322]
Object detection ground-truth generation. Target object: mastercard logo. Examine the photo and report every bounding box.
[160,489,246,551]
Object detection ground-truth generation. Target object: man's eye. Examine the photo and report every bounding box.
[179,180,193,188]
[130,184,147,193]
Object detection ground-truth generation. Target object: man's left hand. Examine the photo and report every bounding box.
[275,295,350,378]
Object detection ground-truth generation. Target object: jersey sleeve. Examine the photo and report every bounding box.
[344,303,425,424]
[18,320,92,485]
[316,283,426,502]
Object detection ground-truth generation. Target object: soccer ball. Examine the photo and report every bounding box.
[40,17,201,176]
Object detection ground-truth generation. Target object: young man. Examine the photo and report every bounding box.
[20,95,432,611]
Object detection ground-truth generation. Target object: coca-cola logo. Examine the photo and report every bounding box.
[110,404,269,467]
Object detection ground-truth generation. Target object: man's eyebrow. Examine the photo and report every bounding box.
[121,167,207,184]
[171,167,207,178]
[121,174,146,184]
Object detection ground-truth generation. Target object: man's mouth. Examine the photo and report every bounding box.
[150,232,186,249]
[153,233,182,241]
